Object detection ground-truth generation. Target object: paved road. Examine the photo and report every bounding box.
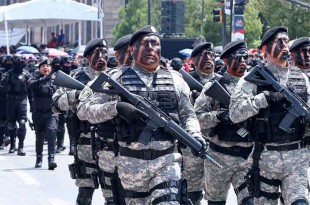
[0,124,239,205]
[0,108,246,205]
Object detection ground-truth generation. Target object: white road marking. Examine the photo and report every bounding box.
[47,198,69,205]
[12,170,39,185]
[0,156,6,161]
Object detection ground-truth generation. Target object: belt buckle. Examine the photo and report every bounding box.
[142,150,153,160]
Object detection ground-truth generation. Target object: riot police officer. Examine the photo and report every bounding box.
[0,55,32,155]
[0,55,12,149]
[28,58,58,170]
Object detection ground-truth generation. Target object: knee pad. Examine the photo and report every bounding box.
[7,122,17,130]
[188,191,203,205]
[18,119,26,129]
[208,201,226,205]
[77,187,94,198]
[291,199,309,205]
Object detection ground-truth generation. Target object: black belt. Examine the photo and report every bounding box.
[209,141,253,160]
[264,142,302,151]
[77,137,91,145]
[119,146,175,160]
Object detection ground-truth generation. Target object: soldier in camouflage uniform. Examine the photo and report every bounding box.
[77,25,206,205]
[76,35,133,205]
[194,40,253,205]
[113,34,133,68]
[229,26,310,205]
[53,38,109,205]
[180,42,217,204]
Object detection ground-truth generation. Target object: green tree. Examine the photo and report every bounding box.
[112,0,148,45]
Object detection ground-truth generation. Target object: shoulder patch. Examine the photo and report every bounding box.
[78,86,93,101]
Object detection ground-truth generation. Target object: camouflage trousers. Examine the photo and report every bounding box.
[75,143,97,188]
[96,148,117,200]
[117,151,182,205]
[248,147,310,205]
[181,147,205,192]
[205,147,251,205]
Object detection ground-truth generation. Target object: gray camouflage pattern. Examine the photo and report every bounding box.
[97,145,117,198]
[181,147,205,192]
[205,148,250,204]
[229,62,310,204]
[117,153,182,205]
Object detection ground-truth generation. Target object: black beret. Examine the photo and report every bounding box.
[289,37,310,52]
[220,40,247,59]
[114,34,132,51]
[38,58,51,68]
[83,38,108,57]
[191,42,214,58]
[259,26,288,48]
[129,25,159,46]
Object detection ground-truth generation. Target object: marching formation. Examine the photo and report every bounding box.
[0,25,309,205]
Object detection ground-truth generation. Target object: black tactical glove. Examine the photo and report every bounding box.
[216,110,232,124]
[191,137,207,157]
[116,102,148,123]
[263,91,287,103]
[75,90,81,100]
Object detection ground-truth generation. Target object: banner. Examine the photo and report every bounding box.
[0,28,26,46]
[231,15,245,41]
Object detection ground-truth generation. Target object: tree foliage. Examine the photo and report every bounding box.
[112,0,310,48]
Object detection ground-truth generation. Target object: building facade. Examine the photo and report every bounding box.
[0,0,125,47]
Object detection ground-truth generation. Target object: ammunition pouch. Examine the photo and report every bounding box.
[68,160,97,180]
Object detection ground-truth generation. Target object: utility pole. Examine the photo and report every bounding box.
[148,0,151,25]
[221,4,227,46]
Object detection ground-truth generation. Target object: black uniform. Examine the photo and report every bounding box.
[0,59,32,155]
[28,71,58,169]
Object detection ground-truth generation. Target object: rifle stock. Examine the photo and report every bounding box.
[244,66,310,133]
[179,69,231,106]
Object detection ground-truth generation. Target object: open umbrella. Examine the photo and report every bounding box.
[42,48,69,57]
[179,48,192,57]
[16,46,40,54]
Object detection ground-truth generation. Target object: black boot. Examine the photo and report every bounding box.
[35,154,43,168]
[17,143,26,156]
[48,154,57,170]
[8,137,16,153]
[55,133,65,153]
[76,187,94,205]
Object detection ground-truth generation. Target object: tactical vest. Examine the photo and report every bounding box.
[33,77,55,112]
[116,68,178,143]
[7,71,28,96]
[211,77,251,142]
[249,70,306,143]
[288,66,307,102]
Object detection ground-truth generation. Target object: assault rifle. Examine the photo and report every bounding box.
[179,69,231,106]
[244,66,310,133]
[54,70,223,169]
